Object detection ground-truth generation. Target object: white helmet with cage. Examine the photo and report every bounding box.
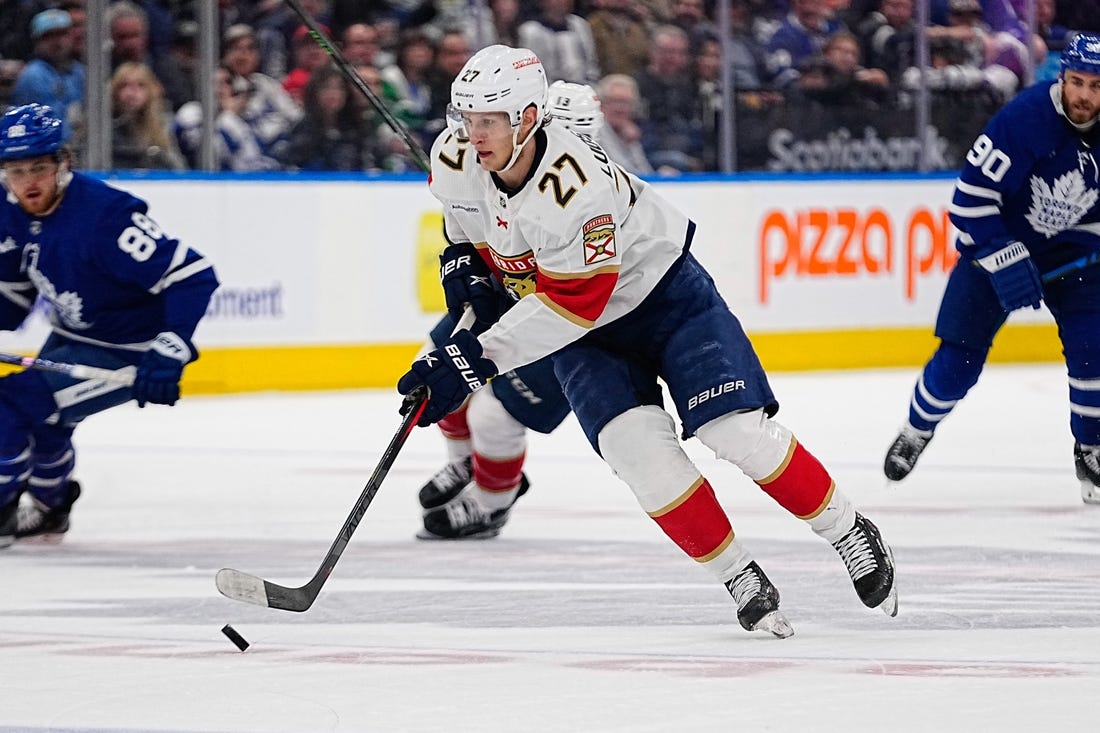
[448,44,548,172]
[547,81,604,135]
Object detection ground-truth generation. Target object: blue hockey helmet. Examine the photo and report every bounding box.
[1062,33,1100,77]
[0,104,64,163]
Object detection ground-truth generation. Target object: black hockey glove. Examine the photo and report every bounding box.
[397,330,498,427]
[439,242,498,329]
[134,332,194,407]
[974,239,1043,312]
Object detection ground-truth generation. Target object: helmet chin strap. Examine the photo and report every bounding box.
[493,122,539,175]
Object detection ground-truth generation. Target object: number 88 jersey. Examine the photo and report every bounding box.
[0,172,217,348]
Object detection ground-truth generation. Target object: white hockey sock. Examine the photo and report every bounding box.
[473,483,519,512]
[806,489,857,544]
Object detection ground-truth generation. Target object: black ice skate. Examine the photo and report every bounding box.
[831,512,898,617]
[0,492,19,549]
[724,561,794,638]
[16,481,81,543]
[884,426,933,482]
[417,476,530,540]
[418,457,473,509]
[1073,443,1100,505]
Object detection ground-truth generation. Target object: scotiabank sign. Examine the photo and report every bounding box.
[758,205,959,303]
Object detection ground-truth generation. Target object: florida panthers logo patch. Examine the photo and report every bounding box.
[582,214,615,265]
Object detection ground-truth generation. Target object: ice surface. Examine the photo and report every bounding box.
[3,365,1098,732]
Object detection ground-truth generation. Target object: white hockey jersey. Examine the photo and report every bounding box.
[428,123,693,372]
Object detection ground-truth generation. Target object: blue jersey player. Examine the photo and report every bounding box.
[0,104,219,545]
[884,34,1100,505]
[398,45,898,637]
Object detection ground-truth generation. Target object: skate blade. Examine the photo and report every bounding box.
[877,584,899,618]
[415,527,502,541]
[752,610,794,639]
[16,532,67,545]
[1080,479,1100,505]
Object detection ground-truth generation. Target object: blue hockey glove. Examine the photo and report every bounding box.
[974,240,1043,312]
[133,332,194,407]
[440,242,498,329]
[397,330,498,427]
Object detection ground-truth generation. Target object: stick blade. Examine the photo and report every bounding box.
[215,568,317,613]
[216,568,271,607]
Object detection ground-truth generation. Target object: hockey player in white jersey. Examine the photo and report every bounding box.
[884,33,1100,504]
[398,46,898,636]
[417,81,603,540]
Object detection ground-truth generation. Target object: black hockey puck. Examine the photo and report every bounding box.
[221,624,249,651]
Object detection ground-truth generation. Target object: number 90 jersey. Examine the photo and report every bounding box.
[949,82,1100,267]
[0,172,218,350]
[428,123,693,373]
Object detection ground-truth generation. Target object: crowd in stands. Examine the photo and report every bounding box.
[0,0,1095,173]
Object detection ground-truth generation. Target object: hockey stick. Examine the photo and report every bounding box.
[215,388,428,612]
[284,0,431,172]
[1042,250,1100,283]
[0,351,135,384]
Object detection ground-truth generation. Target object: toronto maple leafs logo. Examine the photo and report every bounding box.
[24,244,91,330]
[1026,170,1099,237]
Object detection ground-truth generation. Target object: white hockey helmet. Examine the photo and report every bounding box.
[547,81,604,135]
[450,45,548,129]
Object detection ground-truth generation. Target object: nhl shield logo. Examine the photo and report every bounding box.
[582,214,615,265]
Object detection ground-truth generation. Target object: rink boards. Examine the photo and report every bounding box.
[0,172,1060,393]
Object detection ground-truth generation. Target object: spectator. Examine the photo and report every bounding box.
[1055,0,1100,32]
[60,0,86,62]
[1034,0,1072,81]
[167,20,199,104]
[173,65,282,171]
[108,61,186,170]
[518,0,601,85]
[108,1,192,109]
[0,0,36,62]
[979,0,1045,81]
[595,74,652,174]
[634,24,701,172]
[282,65,381,171]
[380,29,435,140]
[696,34,722,170]
[587,0,650,78]
[724,0,770,89]
[283,24,334,105]
[821,29,890,104]
[342,23,382,66]
[250,0,294,80]
[0,59,22,109]
[926,0,1018,101]
[221,23,303,164]
[670,0,716,42]
[425,29,470,137]
[765,0,846,88]
[464,0,522,49]
[12,9,85,143]
[353,62,417,170]
[858,0,917,81]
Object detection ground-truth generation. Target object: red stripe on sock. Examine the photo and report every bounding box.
[649,479,734,560]
[438,406,470,442]
[756,440,832,518]
[473,452,525,493]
